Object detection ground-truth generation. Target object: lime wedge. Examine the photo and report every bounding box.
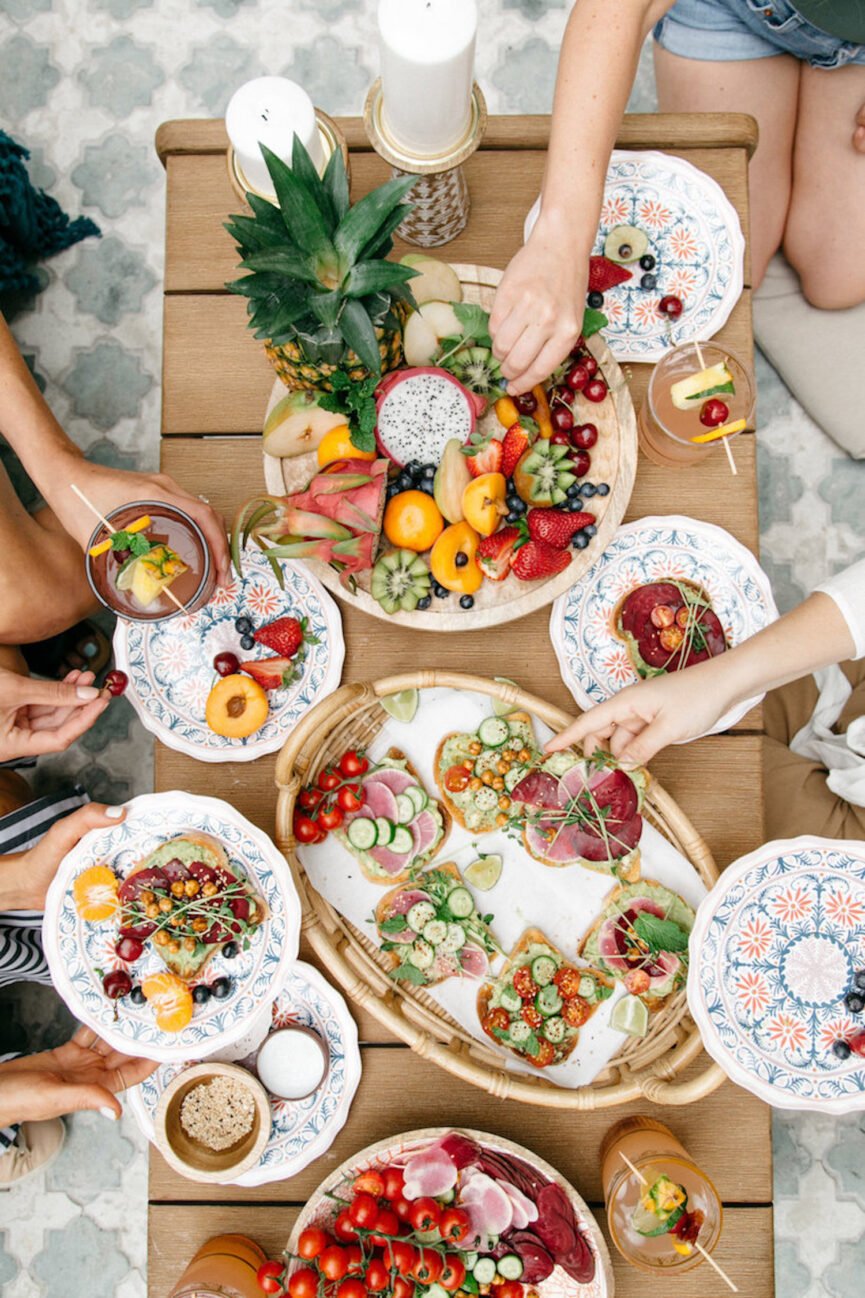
[493,677,519,716]
[610,994,649,1037]
[464,853,503,891]
[632,1199,685,1238]
[115,554,139,592]
[380,688,419,723]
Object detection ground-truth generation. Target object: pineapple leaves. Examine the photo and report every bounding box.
[358,202,413,262]
[239,247,322,283]
[343,260,418,299]
[333,172,417,266]
[338,298,383,374]
[291,133,337,234]
[307,289,342,328]
[261,144,338,263]
[322,146,350,222]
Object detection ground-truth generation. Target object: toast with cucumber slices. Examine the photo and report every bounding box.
[336,748,450,885]
[579,879,695,1012]
[374,861,499,987]
[477,927,612,1069]
[435,711,542,835]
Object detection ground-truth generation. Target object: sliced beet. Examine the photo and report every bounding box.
[476,1149,551,1201]
[497,1232,554,1284]
[533,1183,595,1284]
[620,581,727,673]
[161,857,190,883]
[187,861,217,886]
[439,1132,481,1169]
[510,770,563,809]
[117,866,168,904]
[118,917,157,940]
[620,582,682,638]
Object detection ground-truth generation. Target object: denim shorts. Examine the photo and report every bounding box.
[654,0,865,67]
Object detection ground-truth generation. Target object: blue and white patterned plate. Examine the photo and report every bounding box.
[129,961,361,1185]
[550,516,778,736]
[689,837,865,1113]
[113,547,344,763]
[524,150,746,363]
[42,792,302,1063]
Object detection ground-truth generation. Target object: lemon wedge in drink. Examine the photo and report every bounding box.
[380,688,419,723]
[464,853,503,891]
[610,993,649,1037]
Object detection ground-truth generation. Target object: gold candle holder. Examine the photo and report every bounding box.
[227,107,350,206]
[363,79,487,247]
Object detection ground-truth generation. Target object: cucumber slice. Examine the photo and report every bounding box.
[405,785,428,815]
[508,1019,532,1044]
[441,923,466,953]
[407,901,436,933]
[474,786,498,812]
[447,886,474,919]
[423,919,448,947]
[498,1257,524,1281]
[347,817,377,850]
[473,1259,497,1286]
[578,974,599,1000]
[464,853,503,891]
[478,716,510,748]
[391,826,414,855]
[474,751,503,778]
[499,984,522,1013]
[536,984,563,1017]
[395,793,416,824]
[504,766,525,793]
[610,994,649,1037]
[530,955,557,987]
[543,1016,567,1044]
[375,818,395,845]
[439,1190,456,1206]
[427,1285,450,1298]
[464,1253,479,1272]
[409,939,434,970]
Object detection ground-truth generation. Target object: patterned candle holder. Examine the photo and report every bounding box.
[363,79,487,247]
[227,107,350,205]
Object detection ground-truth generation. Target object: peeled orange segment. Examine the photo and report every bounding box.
[690,419,747,444]
[142,972,194,1033]
[73,865,119,922]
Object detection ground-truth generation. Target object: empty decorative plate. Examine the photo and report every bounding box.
[524,150,746,363]
[550,516,778,736]
[130,960,361,1185]
[114,547,344,762]
[43,792,302,1063]
[689,837,865,1113]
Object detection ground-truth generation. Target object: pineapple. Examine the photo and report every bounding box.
[226,138,417,392]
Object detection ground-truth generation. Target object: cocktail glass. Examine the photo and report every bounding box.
[168,1234,268,1298]
[638,343,754,468]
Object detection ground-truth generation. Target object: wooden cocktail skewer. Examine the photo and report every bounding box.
[693,340,737,477]
[70,484,187,613]
[619,1151,738,1292]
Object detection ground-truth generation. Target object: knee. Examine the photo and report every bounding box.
[783,236,865,310]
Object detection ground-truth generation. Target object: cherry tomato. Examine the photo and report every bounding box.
[343,1246,364,1275]
[296,1228,329,1260]
[354,1168,385,1197]
[333,1211,359,1243]
[318,769,341,792]
[340,750,369,778]
[365,1258,390,1292]
[337,784,363,813]
[298,787,322,811]
[528,1038,556,1068]
[512,968,539,1000]
[319,1246,350,1282]
[349,1191,380,1229]
[256,1260,285,1295]
[562,996,591,1028]
[381,1166,406,1200]
[553,967,582,998]
[483,1007,510,1036]
[439,1207,471,1245]
[287,1267,318,1298]
[337,1279,366,1298]
[440,1257,467,1292]
[444,764,470,793]
[370,1207,401,1247]
[293,813,323,844]
[391,1194,413,1222]
[393,1277,414,1298]
[521,1004,543,1029]
[385,1240,417,1275]
[624,968,650,996]
[408,1197,441,1232]
[499,1282,525,1298]
[410,1249,443,1284]
[317,805,345,831]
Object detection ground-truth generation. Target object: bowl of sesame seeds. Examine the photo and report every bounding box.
[154,1061,271,1183]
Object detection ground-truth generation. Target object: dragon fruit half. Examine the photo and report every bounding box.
[375,367,487,467]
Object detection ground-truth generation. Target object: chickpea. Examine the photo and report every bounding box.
[168,940,181,954]
[192,917,208,933]
[469,777,483,791]
[169,913,183,927]
[481,770,494,786]
[492,777,505,791]
[468,740,482,756]
[170,881,185,897]
[202,882,218,897]
[158,897,173,913]
[154,930,169,947]
[145,903,160,919]
[183,937,197,952]
[495,813,508,827]
[140,889,154,905]
[184,879,200,898]
[498,796,511,811]
[502,749,516,762]
[462,759,474,771]
[496,760,510,775]
[518,748,532,763]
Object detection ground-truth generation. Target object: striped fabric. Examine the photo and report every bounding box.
[0,1053,21,1150]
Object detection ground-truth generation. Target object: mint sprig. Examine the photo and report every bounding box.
[318,371,378,453]
[633,912,690,954]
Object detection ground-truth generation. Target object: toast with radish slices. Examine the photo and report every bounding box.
[434,711,541,835]
[579,879,695,1012]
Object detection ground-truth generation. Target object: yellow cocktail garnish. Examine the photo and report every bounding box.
[689,420,748,445]
[88,514,152,558]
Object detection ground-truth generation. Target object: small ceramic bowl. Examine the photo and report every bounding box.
[255,1026,329,1101]
[154,1061,271,1183]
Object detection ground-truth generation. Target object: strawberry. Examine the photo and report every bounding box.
[527,508,596,550]
[240,656,298,690]
[477,526,521,581]
[501,422,532,478]
[588,256,633,293]
[462,432,503,478]
[510,539,571,582]
[253,615,317,657]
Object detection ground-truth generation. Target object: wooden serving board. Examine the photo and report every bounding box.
[262,263,638,632]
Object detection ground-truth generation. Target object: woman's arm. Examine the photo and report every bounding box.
[490,0,672,394]
[0,802,125,911]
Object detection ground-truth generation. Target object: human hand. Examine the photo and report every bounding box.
[1,801,126,911]
[0,667,109,762]
[490,215,585,396]
[0,1026,156,1126]
[855,102,865,153]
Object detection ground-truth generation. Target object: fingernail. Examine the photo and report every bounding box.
[105,806,124,819]
[76,685,100,700]
[99,1106,118,1120]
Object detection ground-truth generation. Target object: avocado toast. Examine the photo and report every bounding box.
[435,711,541,834]
[580,878,695,1012]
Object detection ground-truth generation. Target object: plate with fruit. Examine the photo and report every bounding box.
[524,150,746,363]
[550,516,778,735]
[248,262,636,632]
[260,1127,611,1298]
[42,791,301,1062]
[113,543,344,762]
[689,836,865,1113]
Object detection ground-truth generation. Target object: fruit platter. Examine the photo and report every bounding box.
[261,1128,612,1298]
[277,674,721,1106]
[42,791,301,1062]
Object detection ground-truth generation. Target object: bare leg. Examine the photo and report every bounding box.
[653,44,801,287]
[784,63,865,308]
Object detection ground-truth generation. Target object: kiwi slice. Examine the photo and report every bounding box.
[514,442,576,506]
[604,224,649,265]
[448,345,503,396]
[371,549,432,615]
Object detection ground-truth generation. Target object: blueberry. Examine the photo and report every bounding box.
[833,1039,852,1060]
[222,941,238,960]
[572,533,590,550]
[406,460,422,478]
[506,511,520,524]
[240,634,255,651]
[419,479,435,495]
[193,985,211,1005]
[211,976,232,1000]
[595,482,610,497]
[582,523,598,538]
[855,970,865,991]
[581,483,596,498]
[416,595,432,610]
[639,254,656,271]
[566,498,585,513]
[421,463,436,479]
[386,482,400,500]
[459,595,474,610]
[130,986,146,1006]
[235,616,252,634]
[396,472,413,492]
[434,582,450,599]
[509,497,526,515]
[506,493,522,510]
[566,482,581,499]
[844,990,865,1014]
[455,552,468,568]
[506,477,516,493]
[640,272,658,290]
[587,291,604,309]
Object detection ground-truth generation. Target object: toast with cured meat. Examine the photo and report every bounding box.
[615,579,728,679]
[435,711,541,835]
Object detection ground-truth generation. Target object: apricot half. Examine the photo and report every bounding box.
[430,521,483,594]
[383,490,444,552]
[461,472,507,537]
[205,674,269,739]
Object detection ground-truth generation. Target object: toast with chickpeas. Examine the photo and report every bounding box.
[434,711,542,835]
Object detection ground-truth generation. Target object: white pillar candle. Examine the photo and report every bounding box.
[226,76,325,195]
[378,0,477,157]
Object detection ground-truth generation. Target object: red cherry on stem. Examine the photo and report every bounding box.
[571,449,591,477]
[104,669,128,697]
[572,422,598,449]
[551,405,574,432]
[582,355,598,378]
[699,398,730,427]
[584,378,608,403]
[565,362,589,392]
[213,652,240,677]
[550,430,572,447]
[658,295,684,318]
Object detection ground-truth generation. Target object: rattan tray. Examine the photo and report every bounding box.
[274,672,725,1108]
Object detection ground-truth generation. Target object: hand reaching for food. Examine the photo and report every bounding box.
[0,802,126,911]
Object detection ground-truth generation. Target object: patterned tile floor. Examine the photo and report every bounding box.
[1,2,863,1296]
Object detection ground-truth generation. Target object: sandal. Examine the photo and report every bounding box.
[20,620,111,680]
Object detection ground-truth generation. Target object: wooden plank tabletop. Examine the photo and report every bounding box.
[150,113,771,1298]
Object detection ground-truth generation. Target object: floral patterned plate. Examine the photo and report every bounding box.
[42,791,302,1063]
[114,546,344,763]
[524,150,746,363]
[689,837,865,1113]
[549,515,778,736]
[129,960,361,1185]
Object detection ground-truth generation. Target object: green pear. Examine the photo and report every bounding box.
[262,390,345,457]
[400,253,463,306]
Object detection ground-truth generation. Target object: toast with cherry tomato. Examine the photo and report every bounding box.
[435,711,541,835]
[478,927,612,1069]
[579,878,694,1012]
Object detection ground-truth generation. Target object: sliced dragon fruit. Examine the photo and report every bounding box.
[375,367,486,467]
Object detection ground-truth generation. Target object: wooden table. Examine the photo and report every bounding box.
[150,114,772,1298]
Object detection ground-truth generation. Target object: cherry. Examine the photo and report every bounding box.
[584,378,608,404]
[514,391,538,415]
[104,670,128,697]
[550,384,574,407]
[700,398,729,427]
[571,449,591,478]
[849,1030,865,1058]
[568,336,585,358]
[103,969,133,1000]
[551,405,574,433]
[658,295,684,318]
[582,356,599,379]
[550,430,572,447]
[572,422,598,449]
[214,651,240,677]
[115,935,144,963]
[565,362,590,392]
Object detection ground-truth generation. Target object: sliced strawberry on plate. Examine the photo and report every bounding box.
[240,656,298,690]
[588,256,633,293]
[501,421,534,478]
[477,525,521,580]
[253,615,318,657]
[510,539,571,582]
[463,431,503,478]
[526,508,595,550]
